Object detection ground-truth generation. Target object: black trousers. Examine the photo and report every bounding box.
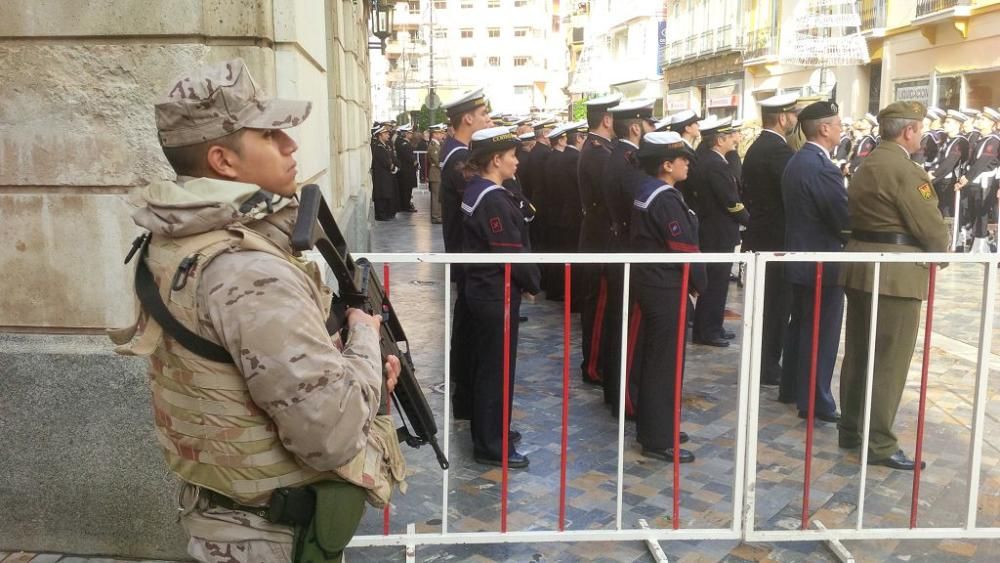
[602,263,624,406]
[783,283,844,416]
[760,262,791,386]
[450,283,475,419]
[398,173,415,209]
[635,282,686,450]
[693,262,731,341]
[467,296,521,459]
[373,197,395,219]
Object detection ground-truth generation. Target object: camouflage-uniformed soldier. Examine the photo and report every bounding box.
[427,123,445,223]
[110,59,404,562]
[838,101,950,471]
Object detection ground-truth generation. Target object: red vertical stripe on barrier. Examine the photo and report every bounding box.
[559,264,571,532]
[802,262,823,530]
[673,263,691,529]
[911,263,937,528]
[382,263,391,536]
[501,263,512,533]
[588,275,609,381]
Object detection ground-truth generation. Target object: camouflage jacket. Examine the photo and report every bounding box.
[116,178,390,499]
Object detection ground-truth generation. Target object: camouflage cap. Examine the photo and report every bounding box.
[155,58,312,148]
[877,101,926,122]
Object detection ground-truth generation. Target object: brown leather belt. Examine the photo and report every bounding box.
[851,230,922,247]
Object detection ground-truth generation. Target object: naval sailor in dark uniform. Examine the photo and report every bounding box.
[576,93,621,384]
[630,130,705,464]
[600,98,655,414]
[957,108,1000,244]
[928,110,971,219]
[461,126,541,469]
[688,117,749,346]
[438,88,493,418]
[741,93,798,388]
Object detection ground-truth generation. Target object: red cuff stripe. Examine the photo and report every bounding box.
[489,241,524,248]
[666,241,699,252]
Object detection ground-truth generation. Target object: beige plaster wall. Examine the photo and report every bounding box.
[0,0,374,331]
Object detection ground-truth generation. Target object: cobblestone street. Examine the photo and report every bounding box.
[9,190,999,563]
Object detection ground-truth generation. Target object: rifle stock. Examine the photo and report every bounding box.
[291,184,449,470]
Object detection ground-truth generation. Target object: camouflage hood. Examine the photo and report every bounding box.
[133,176,294,238]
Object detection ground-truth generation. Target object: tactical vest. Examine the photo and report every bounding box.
[111,224,405,507]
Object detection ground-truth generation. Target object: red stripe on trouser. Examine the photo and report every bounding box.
[624,302,642,417]
[587,274,608,381]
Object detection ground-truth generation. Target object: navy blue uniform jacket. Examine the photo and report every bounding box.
[782,142,850,286]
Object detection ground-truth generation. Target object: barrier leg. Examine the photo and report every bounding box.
[405,522,417,563]
[813,521,856,562]
[952,190,963,250]
[856,264,881,530]
[910,263,937,528]
[638,519,669,562]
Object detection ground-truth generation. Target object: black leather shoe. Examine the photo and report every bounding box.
[868,449,925,471]
[722,330,736,340]
[509,430,522,445]
[798,410,840,423]
[694,337,730,347]
[405,204,418,212]
[475,451,529,469]
[641,447,695,463]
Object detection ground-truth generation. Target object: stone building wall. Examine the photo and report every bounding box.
[0,0,375,557]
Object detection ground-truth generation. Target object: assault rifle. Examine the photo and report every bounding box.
[291,184,449,470]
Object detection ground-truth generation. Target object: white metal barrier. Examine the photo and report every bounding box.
[341,251,1000,560]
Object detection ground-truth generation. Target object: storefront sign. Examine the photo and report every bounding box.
[667,90,691,112]
[894,79,931,104]
[656,20,666,77]
[706,82,740,108]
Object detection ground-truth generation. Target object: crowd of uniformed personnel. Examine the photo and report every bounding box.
[372,87,1000,471]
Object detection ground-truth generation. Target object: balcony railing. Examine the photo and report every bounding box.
[743,28,778,62]
[859,0,887,32]
[662,24,742,66]
[915,0,969,18]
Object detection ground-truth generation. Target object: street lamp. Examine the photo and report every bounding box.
[368,0,395,54]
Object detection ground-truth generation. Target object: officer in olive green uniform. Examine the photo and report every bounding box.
[838,101,950,471]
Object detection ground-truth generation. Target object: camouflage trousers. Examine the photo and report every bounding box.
[179,484,298,563]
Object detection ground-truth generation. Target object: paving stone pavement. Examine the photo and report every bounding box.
[37,191,1000,562]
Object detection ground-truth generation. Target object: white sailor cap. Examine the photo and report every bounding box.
[653,115,673,132]
[668,109,700,131]
[946,109,969,123]
[698,116,736,135]
[443,88,488,118]
[609,98,655,120]
[759,93,799,114]
[564,119,589,134]
[861,113,878,126]
[546,123,568,139]
[517,130,537,141]
[982,108,1000,122]
[841,117,854,127]
[585,93,623,114]
[470,126,520,158]
[429,122,447,131]
[371,123,388,135]
[397,123,413,132]
[926,107,945,120]
[961,107,982,118]
[637,131,696,161]
[532,116,557,130]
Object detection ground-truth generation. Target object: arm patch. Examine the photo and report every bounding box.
[917,183,933,200]
[489,217,503,233]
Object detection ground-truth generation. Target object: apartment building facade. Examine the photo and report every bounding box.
[382,0,567,119]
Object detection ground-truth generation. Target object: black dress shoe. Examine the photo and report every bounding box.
[694,337,730,347]
[722,330,736,340]
[475,451,529,469]
[641,447,695,463]
[405,204,418,212]
[798,410,840,423]
[509,430,522,445]
[868,449,925,471]
[519,315,528,322]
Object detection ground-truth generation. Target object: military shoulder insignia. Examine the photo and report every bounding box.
[917,183,933,200]
[669,221,682,237]
[489,217,503,233]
